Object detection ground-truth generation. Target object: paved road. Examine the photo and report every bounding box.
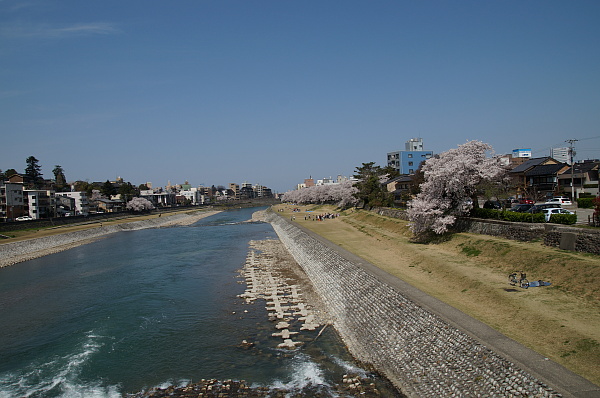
[568,206,595,225]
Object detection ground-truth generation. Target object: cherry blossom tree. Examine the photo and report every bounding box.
[282,181,358,207]
[126,197,155,212]
[407,140,506,239]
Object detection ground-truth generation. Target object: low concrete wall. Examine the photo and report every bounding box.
[267,212,561,397]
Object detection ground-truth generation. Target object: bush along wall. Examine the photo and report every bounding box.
[471,208,546,223]
[549,213,577,225]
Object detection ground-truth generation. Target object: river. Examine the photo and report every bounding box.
[0,207,398,397]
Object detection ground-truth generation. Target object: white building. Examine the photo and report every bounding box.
[405,138,424,151]
[551,147,571,164]
[0,182,25,221]
[59,191,89,215]
[24,190,55,219]
[179,187,207,205]
[512,148,532,158]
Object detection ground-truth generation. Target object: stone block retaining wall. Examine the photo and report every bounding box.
[267,212,559,397]
[372,207,600,255]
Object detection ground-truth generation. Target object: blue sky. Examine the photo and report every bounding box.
[1,0,599,193]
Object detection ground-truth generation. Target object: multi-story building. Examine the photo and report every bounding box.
[58,191,89,215]
[55,195,76,216]
[387,138,433,174]
[0,182,25,221]
[512,148,532,158]
[316,177,336,186]
[229,183,240,199]
[24,189,56,219]
[179,187,208,205]
[551,147,571,164]
[140,189,176,207]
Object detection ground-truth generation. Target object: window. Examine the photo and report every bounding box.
[408,154,413,158]
[408,161,413,166]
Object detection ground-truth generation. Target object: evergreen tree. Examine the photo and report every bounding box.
[25,156,43,188]
[101,180,116,198]
[53,165,67,192]
[4,169,18,179]
[352,162,396,208]
[119,182,138,202]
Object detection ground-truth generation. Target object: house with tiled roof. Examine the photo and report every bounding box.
[509,157,565,199]
[558,160,600,198]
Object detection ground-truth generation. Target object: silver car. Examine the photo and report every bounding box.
[542,207,574,222]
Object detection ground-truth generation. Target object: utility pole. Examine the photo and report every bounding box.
[566,139,578,200]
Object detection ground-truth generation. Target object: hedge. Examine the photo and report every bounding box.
[471,208,545,223]
[577,197,596,209]
[467,207,584,224]
[549,213,577,225]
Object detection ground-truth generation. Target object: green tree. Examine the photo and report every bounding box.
[101,180,116,198]
[25,156,43,188]
[52,165,68,192]
[4,168,18,179]
[73,180,93,194]
[352,162,397,208]
[119,182,138,202]
[138,183,149,191]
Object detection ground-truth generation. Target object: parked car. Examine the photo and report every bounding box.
[545,197,572,206]
[519,198,534,204]
[527,203,561,214]
[16,216,33,221]
[542,207,574,222]
[509,204,533,213]
[483,200,502,209]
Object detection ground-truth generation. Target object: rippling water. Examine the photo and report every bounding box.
[0,208,397,397]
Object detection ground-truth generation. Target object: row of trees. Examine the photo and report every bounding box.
[281,163,400,208]
[281,181,359,207]
[283,140,507,240]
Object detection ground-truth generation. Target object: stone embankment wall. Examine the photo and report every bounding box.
[372,207,600,255]
[266,212,559,398]
[454,218,600,255]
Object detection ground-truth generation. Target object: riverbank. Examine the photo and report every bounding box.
[273,204,600,388]
[0,210,221,268]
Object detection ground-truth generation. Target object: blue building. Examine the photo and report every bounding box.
[387,138,433,174]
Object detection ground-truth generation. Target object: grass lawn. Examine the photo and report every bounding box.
[275,203,600,385]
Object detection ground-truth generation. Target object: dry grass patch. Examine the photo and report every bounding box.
[274,204,600,385]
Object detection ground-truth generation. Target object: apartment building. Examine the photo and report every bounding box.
[0,182,25,221]
[58,191,90,215]
[24,189,56,219]
[387,138,433,174]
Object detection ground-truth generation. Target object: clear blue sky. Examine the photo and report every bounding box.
[2,0,599,193]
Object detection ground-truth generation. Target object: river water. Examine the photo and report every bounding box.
[0,208,398,397]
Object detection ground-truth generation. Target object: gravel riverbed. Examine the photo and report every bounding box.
[0,211,221,268]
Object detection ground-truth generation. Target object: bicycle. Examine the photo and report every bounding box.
[508,271,529,289]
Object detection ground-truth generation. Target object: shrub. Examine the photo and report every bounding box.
[577,197,596,209]
[549,213,577,225]
[471,208,545,223]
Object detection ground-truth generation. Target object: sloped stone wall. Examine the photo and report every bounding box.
[266,212,559,397]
